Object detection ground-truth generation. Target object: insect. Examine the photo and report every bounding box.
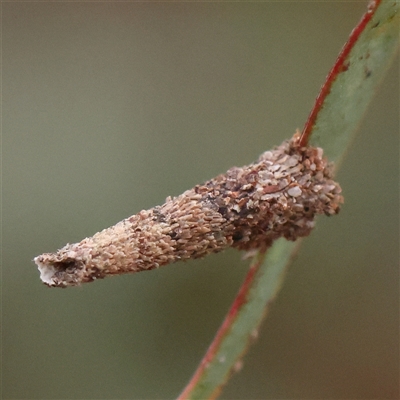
[34,132,343,288]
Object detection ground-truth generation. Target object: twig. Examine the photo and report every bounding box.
[299,0,381,147]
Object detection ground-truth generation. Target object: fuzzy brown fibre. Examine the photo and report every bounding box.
[34,133,343,287]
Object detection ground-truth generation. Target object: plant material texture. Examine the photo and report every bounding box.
[34,132,343,288]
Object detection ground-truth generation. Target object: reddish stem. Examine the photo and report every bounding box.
[177,254,264,400]
[178,1,383,398]
[299,0,381,147]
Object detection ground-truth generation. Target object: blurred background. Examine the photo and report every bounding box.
[3,1,398,399]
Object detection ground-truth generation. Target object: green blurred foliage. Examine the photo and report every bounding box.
[3,2,398,399]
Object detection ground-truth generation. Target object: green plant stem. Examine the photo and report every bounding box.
[178,240,299,400]
[178,0,399,398]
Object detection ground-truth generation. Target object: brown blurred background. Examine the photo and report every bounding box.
[3,1,398,399]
